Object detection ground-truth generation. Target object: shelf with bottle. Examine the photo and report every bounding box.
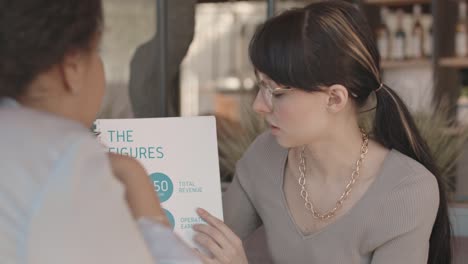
[455,71,468,129]
[381,58,431,68]
[439,57,468,68]
[440,0,468,68]
[374,4,433,68]
[442,126,467,136]
[437,71,468,139]
[363,0,430,6]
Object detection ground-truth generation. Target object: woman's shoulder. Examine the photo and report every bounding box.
[2,105,93,143]
[0,106,101,169]
[233,131,288,187]
[366,150,440,246]
[386,150,439,193]
[379,149,440,216]
[240,130,287,165]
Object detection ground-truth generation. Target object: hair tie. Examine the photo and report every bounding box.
[375,83,384,93]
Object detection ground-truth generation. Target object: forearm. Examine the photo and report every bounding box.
[121,167,170,227]
[109,153,170,227]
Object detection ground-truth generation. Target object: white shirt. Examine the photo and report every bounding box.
[0,98,199,264]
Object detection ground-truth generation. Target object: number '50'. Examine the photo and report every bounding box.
[154,180,169,192]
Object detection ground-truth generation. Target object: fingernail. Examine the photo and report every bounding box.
[197,208,206,215]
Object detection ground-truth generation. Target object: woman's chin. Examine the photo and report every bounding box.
[272,133,293,148]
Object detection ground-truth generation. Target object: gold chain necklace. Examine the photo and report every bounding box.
[298,130,369,221]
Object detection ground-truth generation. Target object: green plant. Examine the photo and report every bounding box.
[460,85,468,98]
[361,108,468,198]
[412,111,468,197]
[217,97,266,182]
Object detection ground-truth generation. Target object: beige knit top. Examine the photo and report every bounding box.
[223,132,439,264]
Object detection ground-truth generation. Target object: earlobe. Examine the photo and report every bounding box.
[61,52,85,95]
[326,85,349,112]
[68,82,80,95]
[63,70,80,95]
[327,95,337,107]
[327,96,341,113]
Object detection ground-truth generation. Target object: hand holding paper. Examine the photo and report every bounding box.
[193,208,248,264]
[108,153,170,227]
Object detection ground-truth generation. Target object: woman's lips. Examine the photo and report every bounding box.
[270,124,280,134]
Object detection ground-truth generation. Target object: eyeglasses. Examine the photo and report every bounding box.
[257,78,361,109]
[257,80,294,108]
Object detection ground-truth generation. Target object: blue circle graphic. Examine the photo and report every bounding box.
[164,208,175,230]
[149,172,173,203]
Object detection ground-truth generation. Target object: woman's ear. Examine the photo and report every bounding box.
[326,84,350,113]
[60,51,88,95]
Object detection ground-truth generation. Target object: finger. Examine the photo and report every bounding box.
[193,224,233,251]
[197,208,241,245]
[194,249,215,264]
[194,233,230,263]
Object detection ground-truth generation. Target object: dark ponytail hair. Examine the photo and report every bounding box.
[374,85,452,264]
[0,0,103,99]
[249,1,451,263]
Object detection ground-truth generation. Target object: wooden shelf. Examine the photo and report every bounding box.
[216,89,255,95]
[363,0,431,5]
[442,126,468,136]
[381,59,432,69]
[439,57,468,68]
[451,202,468,208]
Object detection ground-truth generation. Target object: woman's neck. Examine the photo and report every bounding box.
[302,123,365,184]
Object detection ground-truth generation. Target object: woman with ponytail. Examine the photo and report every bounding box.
[194,1,452,263]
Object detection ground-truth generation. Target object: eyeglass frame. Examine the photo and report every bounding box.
[256,77,360,109]
[256,79,294,108]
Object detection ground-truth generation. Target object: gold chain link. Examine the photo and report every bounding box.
[298,129,369,221]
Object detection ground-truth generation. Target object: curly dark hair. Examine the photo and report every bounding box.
[0,0,103,99]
